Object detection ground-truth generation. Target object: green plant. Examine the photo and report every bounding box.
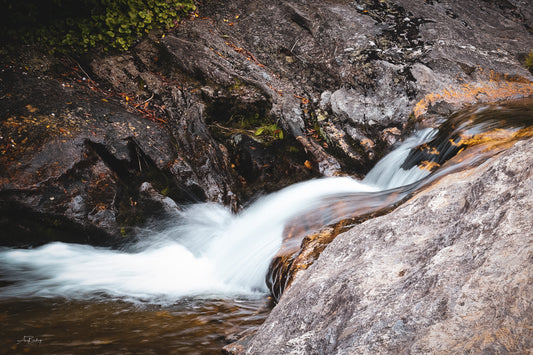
[255,123,284,140]
[1,0,196,53]
[526,50,533,74]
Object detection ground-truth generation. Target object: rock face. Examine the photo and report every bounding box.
[2,0,533,243]
[90,0,533,179]
[0,51,212,245]
[243,137,533,354]
[169,0,533,174]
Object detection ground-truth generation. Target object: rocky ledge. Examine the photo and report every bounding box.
[1,0,533,242]
[239,136,533,354]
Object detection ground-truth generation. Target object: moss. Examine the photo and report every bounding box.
[254,123,284,140]
[205,95,280,144]
[526,50,533,75]
[228,78,245,93]
[0,0,196,53]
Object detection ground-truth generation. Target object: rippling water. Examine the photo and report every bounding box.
[1,98,532,353]
[0,297,272,354]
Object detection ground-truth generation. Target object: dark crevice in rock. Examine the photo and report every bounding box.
[283,2,314,35]
[85,138,206,205]
[85,140,132,182]
[203,94,272,127]
[0,199,122,248]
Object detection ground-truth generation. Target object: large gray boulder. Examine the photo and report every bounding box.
[244,137,533,354]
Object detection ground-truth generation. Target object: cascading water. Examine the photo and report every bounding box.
[0,126,434,304]
[363,128,436,189]
[0,179,387,303]
[1,99,532,353]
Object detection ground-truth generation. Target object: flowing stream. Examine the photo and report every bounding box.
[1,99,532,353]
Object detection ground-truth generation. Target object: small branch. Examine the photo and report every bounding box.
[141,93,154,104]
[290,38,300,53]
[135,93,154,107]
[69,57,94,83]
[211,123,255,135]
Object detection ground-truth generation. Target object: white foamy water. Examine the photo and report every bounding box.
[0,130,434,303]
[363,128,436,189]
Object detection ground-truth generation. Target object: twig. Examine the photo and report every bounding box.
[290,38,300,53]
[138,93,155,105]
[211,123,255,135]
[70,57,94,83]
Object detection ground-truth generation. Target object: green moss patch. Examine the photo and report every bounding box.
[526,50,533,74]
[1,0,195,53]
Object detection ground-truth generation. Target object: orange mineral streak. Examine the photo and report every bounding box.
[413,80,533,118]
[419,160,441,171]
[459,126,533,152]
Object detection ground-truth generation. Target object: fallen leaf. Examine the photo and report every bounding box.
[25,105,38,113]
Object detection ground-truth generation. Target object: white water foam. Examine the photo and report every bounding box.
[0,131,434,303]
[363,128,436,189]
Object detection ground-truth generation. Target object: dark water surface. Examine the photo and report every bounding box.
[0,296,272,354]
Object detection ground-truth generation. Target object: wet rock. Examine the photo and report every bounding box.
[262,99,533,305]
[88,38,238,203]
[139,182,181,217]
[266,226,337,303]
[243,137,533,354]
[88,33,318,198]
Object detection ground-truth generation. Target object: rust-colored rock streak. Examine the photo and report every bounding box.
[414,78,533,118]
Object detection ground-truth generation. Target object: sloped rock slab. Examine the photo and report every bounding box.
[244,137,533,354]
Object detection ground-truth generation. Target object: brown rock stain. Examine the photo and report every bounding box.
[414,77,533,118]
[459,326,523,353]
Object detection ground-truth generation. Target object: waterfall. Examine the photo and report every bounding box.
[0,126,458,304]
[363,128,436,189]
